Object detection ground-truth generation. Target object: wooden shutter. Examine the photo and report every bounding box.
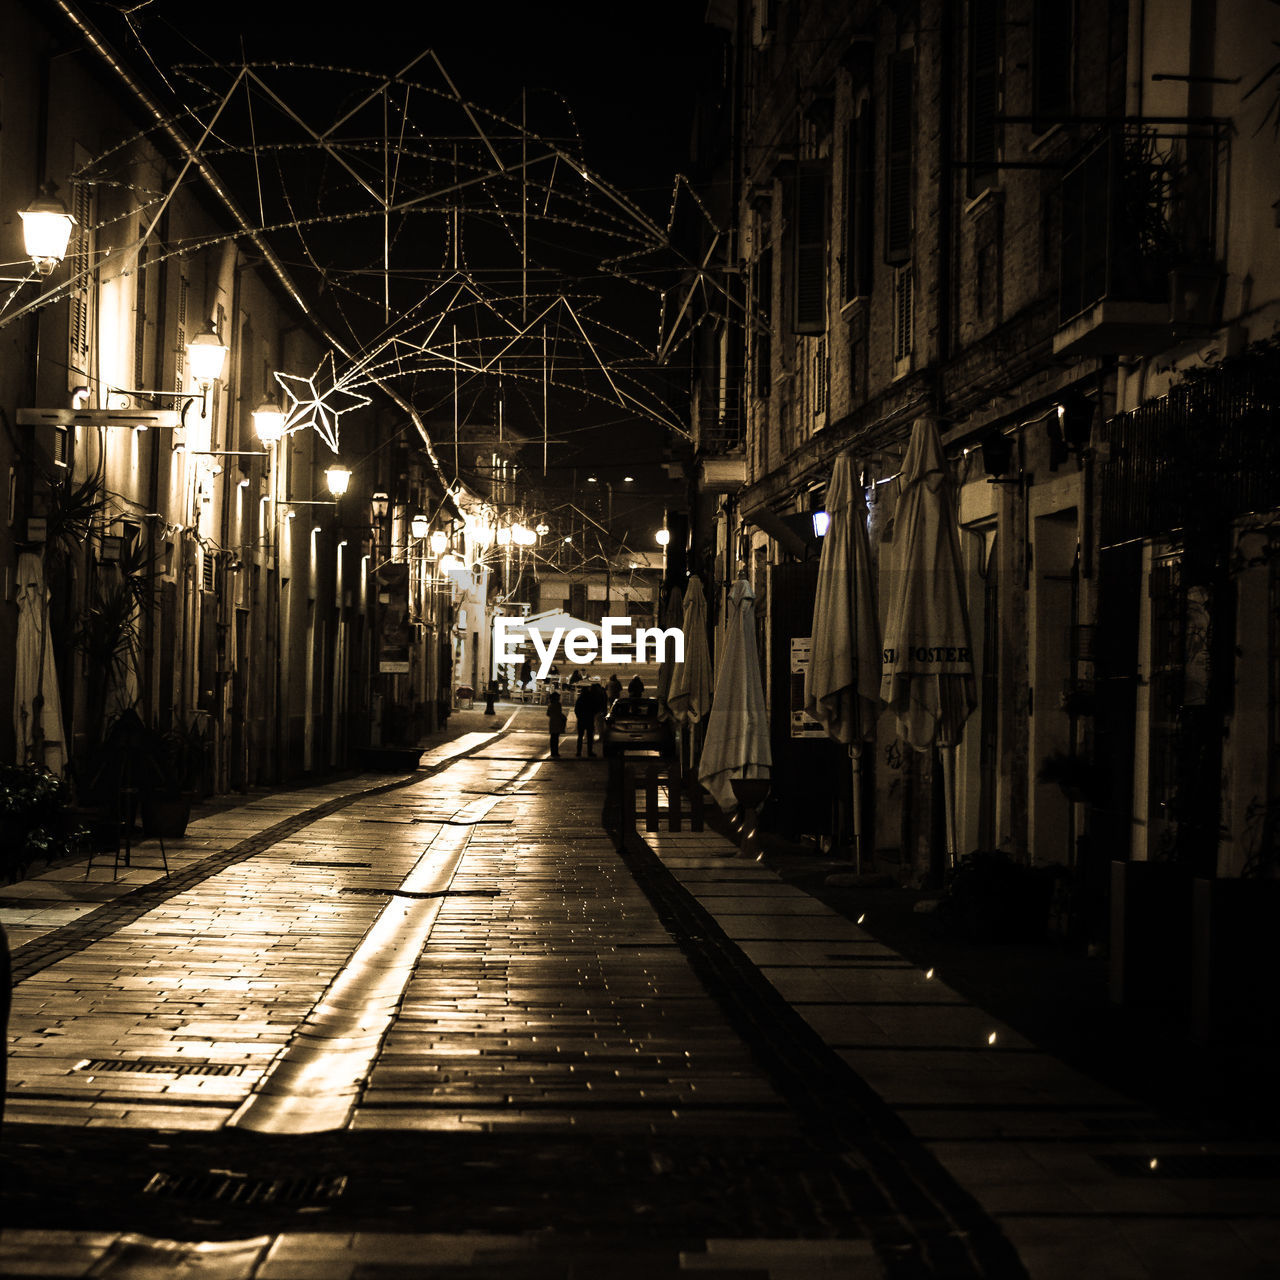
[754,246,773,398]
[884,50,914,265]
[893,264,914,365]
[968,0,1002,190]
[791,160,828,334]
[843,101,875,301]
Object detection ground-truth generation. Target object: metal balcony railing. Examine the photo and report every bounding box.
[1059,122,1227,330]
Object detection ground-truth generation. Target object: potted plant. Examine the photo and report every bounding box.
[0,763,85,882]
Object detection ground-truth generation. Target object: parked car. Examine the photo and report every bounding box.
[601,697,675,758]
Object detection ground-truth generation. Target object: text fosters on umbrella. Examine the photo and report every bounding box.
[494,616,685,679]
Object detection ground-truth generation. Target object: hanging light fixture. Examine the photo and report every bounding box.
[410,511,430,539]
[429,529,449,555]
[186,323,228,391]
[324,464,352,497]
[370,491,390,522]
[252,399,287,443]
[20,183,75,276]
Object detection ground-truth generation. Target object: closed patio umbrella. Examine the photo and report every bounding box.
[698,575,770,812]
[879,416,976,863]
[804,454,881,869]
[14,552,67,776]
[654,582,683,716]
[667,576,712,727]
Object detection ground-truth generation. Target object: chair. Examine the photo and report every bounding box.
[71,761,170,881]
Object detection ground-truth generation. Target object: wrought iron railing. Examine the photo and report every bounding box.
[1059,122,1226,328]
[1100,345,1280,548]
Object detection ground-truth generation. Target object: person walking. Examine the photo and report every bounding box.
[576,686,593,752]
[627,673,644,698]
[546,691,567,758]
[605,672,622,703]
[574,681,597,757]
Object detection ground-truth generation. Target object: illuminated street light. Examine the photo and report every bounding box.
[655,527,670,547]
[324,464,352,497]
[411,512,430,539]
[252,400,287,443]
[430,529,449,555]
[370,491,390,522]
[186,324,228,391]
[20,184,75,276]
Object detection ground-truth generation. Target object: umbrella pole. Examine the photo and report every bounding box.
[849,745,863,876]
[940,744,959,868]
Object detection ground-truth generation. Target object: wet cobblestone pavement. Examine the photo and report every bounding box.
[3,708,1280,1277]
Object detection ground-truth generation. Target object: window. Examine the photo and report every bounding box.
[791,160,828,334]
[968,0,1002,192]
[884,50,914,265]
[1032,0,1074,128]
[842,99,875,302]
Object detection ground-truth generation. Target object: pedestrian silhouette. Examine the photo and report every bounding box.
[546,691,567,758]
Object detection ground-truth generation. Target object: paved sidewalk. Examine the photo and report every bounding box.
[2,707,1279,1278]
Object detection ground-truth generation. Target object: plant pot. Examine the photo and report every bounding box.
[141,793,191,839]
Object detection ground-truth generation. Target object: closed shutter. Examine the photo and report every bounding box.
[174,271,188,394]
[791,160,828,334]
[843,102,875,301]
[67,176,94,387]
[968,0,1002,191]
[892,264,914,366]
[884,50,914,265]
[754,246,773,398]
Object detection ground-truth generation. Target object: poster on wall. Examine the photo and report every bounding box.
[377,563,412,673]
[789,637,826,738]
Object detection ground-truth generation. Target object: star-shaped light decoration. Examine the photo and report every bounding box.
[274,352,372,454]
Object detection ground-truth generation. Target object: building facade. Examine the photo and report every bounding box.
[688,0,1280,947]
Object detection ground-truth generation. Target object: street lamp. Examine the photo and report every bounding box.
[655,527,671,547]
[324,464,352,497]
[20,184,75,276]
[186,324,228,416]
[410,511,430,539]
[429,529,449,556]
[370,491,390,523]
[253,399,287,444]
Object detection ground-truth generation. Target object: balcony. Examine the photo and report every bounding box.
[1053,124,1226,358]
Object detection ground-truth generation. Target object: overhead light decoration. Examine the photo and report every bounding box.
[274,352,372,454]
[20,183,75,276]
[535,523,549,537]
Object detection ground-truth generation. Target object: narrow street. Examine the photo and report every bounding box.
[3,709,1280,1278]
